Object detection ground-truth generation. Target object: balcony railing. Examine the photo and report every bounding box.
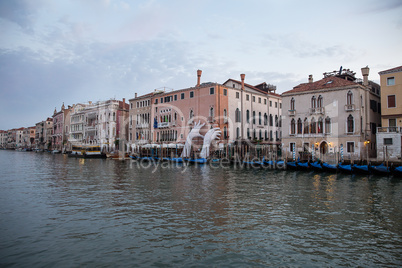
[136,123,149,129]
[344,104,355,111]
[309,107,325,115]
[288,110,296,116]
[377,127,401,133]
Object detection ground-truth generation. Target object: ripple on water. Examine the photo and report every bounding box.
[0,151,401,267]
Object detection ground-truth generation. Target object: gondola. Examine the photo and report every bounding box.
[188,158,207,164]
[297,161,310,170]
[392,166,402,178]
[338,164,353,174]
[310,161,323,171]
[352,164,371,175]
[370,163,391,176]
[286,161,298,170]
[322,162,338,173]
[170,157,184,163]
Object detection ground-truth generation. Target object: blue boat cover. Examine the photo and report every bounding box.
[338,164,352,171]
[310,162,322,169]
[322,162,337,170]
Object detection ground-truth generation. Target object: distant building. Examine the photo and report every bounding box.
[376,66,402,161]
[68,99,129,152]
[281,67,381,161]
[35,118,53,150]
[129,93,153,146]
[52,103,71,151]
[0,130,7,148]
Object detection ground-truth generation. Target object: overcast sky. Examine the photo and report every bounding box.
[1,0,401,129]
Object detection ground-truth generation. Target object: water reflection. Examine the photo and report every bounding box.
[0,151,401,267]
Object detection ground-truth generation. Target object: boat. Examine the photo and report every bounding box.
[297,161,310,170]
[338,164,353,174]
[170,157,184,163]
[392,166,402,177]
[187,158,207,164]
[322,162,338,173]
[286,161,298,170]
[352,164,371,174]
[68,145,106,158]
[310,161,323,171]
[52,150,61,154]
[370,163,391,176]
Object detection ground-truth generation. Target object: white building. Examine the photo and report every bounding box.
[281,67,381,161]
[223,75,282,148]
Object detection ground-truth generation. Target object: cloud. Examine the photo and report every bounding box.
[0,0,48,32]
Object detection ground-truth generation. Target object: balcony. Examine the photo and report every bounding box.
[158,122,169,128]
[309,107,325,115]
[288,110,296,116]
[136,123,149,129]
[377,127,402,133]
[344,104,355,111]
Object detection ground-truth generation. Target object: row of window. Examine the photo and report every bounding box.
[235,92,280,107]
[290,91,357,111]
[290,117,332,135]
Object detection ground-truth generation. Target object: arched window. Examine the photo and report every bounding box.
[259,129,262,140]
[317,95,323,108]
[264,113,268,125]
[253,129,256,139]
[253,111,256,124]
[236,127,240,139]
[291,119,296,135]
[190,109,194,119]
[224,126,227,139]
[318,117,323,134]
[265,130,268,140]
[247,128,250,139]
[347,114,354,133]
[290,97,295,110]
[275,115,278,127]
[269,114,273,126]
[310,118,316,134]
[311,96,316,108]
[325,117,331,134]
[246,110,250,123]
[235,108,241,122]
[297,118,302,134]
[347,91,353,105]
[210,107,214,117]
[259,112,262,125]
[223,109,227,118]
[304,118,309,134]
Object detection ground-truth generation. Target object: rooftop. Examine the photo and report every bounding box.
[282,76,358,95]
[379,66,402,75]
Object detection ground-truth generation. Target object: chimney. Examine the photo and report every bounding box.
[122,98,125,104]
[135,93,137,98]
[361,66,369,86]
[240,73,245,90]
[197,70,202,87]
[308,74,313,83]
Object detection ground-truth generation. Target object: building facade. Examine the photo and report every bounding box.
[127,70,282,157]
[282,67,381,161]
[376,66,402,161]
[68,99,129,152]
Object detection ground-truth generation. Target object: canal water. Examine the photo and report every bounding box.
[0,150,401,267]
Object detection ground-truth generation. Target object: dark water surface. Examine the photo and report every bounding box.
[0,150,401,267]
